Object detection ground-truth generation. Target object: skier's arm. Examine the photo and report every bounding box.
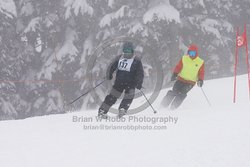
[170,59,183,81]
[107,57,119,80]
[135,60,144,89]
[173,59,183,74]
[198,63,205,80]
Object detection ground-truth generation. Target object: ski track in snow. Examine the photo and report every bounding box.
[0,75,250,167]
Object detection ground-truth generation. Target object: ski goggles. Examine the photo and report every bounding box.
[123,48,134,54]
[188,50,196,57]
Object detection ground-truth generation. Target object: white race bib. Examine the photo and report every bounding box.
[118,58,134,72]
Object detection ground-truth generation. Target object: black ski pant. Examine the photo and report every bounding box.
[99,81,135,114]
[162,80,194,110]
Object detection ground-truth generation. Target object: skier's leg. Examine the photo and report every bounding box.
[99,82,123,115]
[170,93,187,110]
[118,85,135,117]
[161,81,181,107]
[161,90,177,107]
[170,82,194,110]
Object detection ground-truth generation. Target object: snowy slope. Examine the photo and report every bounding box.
[0,75,250,167]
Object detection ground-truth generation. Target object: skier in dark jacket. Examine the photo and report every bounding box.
[98,42,144,118]
[161,44,205,110]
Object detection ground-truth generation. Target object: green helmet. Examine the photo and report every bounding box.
[122,42,134,54]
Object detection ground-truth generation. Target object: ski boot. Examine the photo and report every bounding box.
[118,108,127,118]
[98,109,108,119]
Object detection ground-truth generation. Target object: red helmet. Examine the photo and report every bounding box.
[187,44,199,58]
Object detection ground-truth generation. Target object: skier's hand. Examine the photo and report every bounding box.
[197,79,203,87]
[136,84,142,90]
[107,74,113,80]
[171,73,178,81]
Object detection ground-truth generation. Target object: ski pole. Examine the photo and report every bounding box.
[67,79,107,106]
[140,90,157,114]
[200,87,212,107]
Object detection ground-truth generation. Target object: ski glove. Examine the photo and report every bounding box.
[136,84,142,90]
[171,73,178,81]
[107,74,113,80]
[197,79,203,87]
